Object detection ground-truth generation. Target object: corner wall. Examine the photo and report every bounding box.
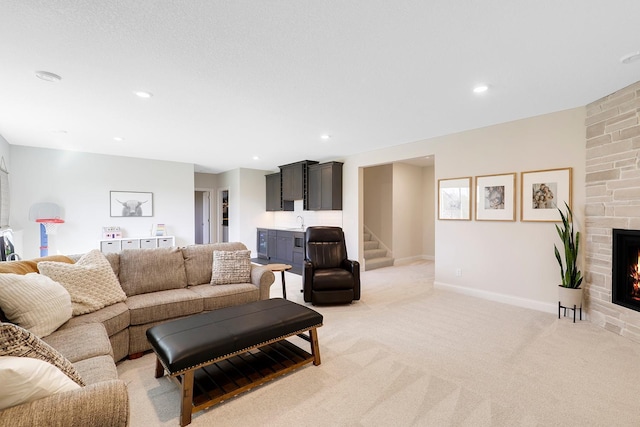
[343,107,586,311]
[584,80,640,343]
[10,146,195,258]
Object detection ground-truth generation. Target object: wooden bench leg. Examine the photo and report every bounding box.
[180,370,194,427]
[310,328,321,366]
[155,357,164,378]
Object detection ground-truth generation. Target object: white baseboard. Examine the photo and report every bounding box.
[433,281,557,314]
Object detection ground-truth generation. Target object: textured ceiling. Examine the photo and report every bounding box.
[1,1,639,173]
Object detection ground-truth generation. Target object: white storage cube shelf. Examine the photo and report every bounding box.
[99,236,175,253]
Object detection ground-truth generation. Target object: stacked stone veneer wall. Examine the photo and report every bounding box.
[585,80,640,343]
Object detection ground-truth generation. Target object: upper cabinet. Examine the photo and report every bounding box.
[266,159,342,212]
[265,172,282,211]
[280,160,318,208]
[307,162,343,210]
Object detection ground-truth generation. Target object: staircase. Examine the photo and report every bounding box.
[363,228,394,271]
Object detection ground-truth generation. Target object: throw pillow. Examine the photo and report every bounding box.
[0,273,72,338]
[38,249,126,316]
[0,323,85,386]
[210,250,251,285]
[0,355,80,410]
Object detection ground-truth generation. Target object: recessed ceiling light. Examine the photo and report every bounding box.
[473,84,489,94]
[35,71,62,82]
[113,137,124,142]
[134,91,153,98]
[252,156,260,160]
[620,51,640,64]
[321,134,331,140]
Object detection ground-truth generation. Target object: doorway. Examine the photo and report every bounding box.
[220,189,229,243]
[194,190,211,244]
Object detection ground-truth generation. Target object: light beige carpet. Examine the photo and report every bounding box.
[118,261,640,426]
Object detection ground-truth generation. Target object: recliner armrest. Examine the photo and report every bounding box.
[341,259,361,300]
[302,260,314,302]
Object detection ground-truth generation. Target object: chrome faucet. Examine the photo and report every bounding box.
[296,215,304,229]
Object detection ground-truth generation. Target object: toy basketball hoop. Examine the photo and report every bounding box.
[35,218,64,235]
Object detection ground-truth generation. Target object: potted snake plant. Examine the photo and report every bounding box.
[554,202,583,308]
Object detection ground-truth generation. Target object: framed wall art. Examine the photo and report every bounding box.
[438,177,472,220]
[110,191,153,217]
[520,167,571,222]
[475,173,516,221]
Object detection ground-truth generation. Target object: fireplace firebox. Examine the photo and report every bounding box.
[612,228,640,312]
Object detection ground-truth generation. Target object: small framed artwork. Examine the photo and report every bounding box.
[438,177,472,220]
[520,168,572,222]
[110,191,153,217]
[475,173,516,221]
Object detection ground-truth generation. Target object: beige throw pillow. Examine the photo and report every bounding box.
[210,250,251,285]
[38,249,126,316]
[0,323,85,386]
[0,273,72,338]
[0,355,81,410]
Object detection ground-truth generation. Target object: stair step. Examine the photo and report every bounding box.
[364,240,379,250]
[363,232,371,241]
[364,248,387,259]
[365,257,395,271]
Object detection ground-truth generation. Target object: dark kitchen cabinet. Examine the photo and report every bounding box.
[276,231,294,262]
[267,230,277,259]
[265,173,282,211]
[307,161,343,210]
[280,160,318,207]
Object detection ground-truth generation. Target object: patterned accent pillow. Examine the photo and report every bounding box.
[210,250,252,285]
[0,323,85,386]
[38,249,126,316]
[0,273,72,338]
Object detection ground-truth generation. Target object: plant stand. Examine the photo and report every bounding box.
[558,301,582,323]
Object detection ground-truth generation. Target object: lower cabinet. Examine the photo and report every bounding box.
[276,231,294,262]
[257,229,305,269]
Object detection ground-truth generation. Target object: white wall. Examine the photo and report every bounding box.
[422,165,435,258]
[343,107,586,312]
[10,146,195,258]
[392,162,424,261]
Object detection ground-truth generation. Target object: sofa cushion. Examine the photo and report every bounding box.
[58,302,129,338]
[0,323,85,386]
[0,355,81,410]
[182,242,248,286]
[72,355,118,385]
[42,323,113,364]
[211,250,252,285]
[0,255,74,275]
[189,283,259,310]
[118,247,187,296]
[38,250,126,316]
[125,289,203,325]
[0,273,72,337]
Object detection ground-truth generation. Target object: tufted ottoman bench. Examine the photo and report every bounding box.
[146,298,323,426]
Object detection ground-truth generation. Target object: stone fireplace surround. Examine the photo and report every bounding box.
[585,80,640,343]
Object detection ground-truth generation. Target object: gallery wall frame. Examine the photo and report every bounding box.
[438,177,472,220]
[110,191,154,217]
[520,167,572,222]
[475,172,516,221]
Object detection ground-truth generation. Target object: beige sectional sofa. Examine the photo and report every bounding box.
[0,242,275,427]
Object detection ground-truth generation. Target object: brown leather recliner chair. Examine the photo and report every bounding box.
[303,226,360,305]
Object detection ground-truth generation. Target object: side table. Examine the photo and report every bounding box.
[265,263,292,299]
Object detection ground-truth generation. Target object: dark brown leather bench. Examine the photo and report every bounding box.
[146,298,323,426]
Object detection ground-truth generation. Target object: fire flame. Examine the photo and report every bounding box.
[630,250,640,297]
